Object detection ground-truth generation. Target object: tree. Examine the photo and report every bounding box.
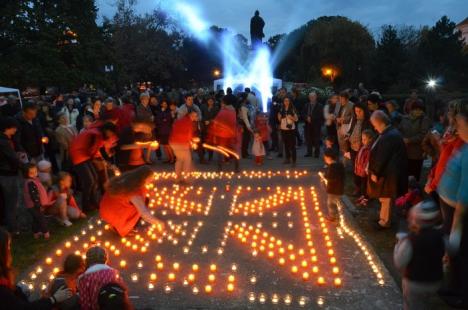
[301,16,375,86]
[418,16,467,89]
[371,25,406,91]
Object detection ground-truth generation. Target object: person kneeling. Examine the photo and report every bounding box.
[99,166,165,237]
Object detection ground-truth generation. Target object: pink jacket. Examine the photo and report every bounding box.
[23,177,53,209]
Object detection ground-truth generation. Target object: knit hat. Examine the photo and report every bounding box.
[98,283,129,309]
[86,246,108,267]
[37,160,52,172]
[409,200,441,227]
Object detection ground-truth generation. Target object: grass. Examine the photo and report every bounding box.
[12,212,96,274]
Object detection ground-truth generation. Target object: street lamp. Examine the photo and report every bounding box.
[426,79,437,89]
[322,67,336,83]
[213,69,221,78]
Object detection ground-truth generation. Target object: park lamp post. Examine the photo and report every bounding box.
[426,79,438,90]
[213,69,221,78]
[322,67,336,83]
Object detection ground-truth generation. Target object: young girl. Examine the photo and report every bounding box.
[51,172,87,221]
[251,129,266,166]
[23,163,53,239]
[99,166,165,237]
[354,129,375,206]
[254,112,271,159]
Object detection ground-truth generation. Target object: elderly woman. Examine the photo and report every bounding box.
[368,111,408,229]
[398,101,431,181]
[55,112,78,171]
[437,100,468,308]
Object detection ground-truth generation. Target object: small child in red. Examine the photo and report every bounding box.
[395,176,423,219]
[254,112,271,159]
[354,130,375,206]
[251,130,266,165]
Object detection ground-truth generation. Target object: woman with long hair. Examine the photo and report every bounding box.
[278,97,299,166]
[0,228,72,308]
[99,166,165,237]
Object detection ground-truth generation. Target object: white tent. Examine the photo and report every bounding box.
[0,86,23,106]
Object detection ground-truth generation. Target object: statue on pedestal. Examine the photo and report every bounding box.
[250,10,265,49]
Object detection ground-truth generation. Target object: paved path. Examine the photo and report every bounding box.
[22,152,402,309]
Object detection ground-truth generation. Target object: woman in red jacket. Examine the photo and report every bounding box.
[100,165,165,237]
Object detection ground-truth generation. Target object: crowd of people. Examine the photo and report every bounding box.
[0,84,467,309]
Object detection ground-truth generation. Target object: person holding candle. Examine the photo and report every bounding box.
[99,165,165,237]
[322,148,345,222]
[0,227,73,309]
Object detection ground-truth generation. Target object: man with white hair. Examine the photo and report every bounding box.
[368,110,408,229]
[303,91,323,158]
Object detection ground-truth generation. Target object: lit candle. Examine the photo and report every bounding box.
[120,260,127,268]
[204,285,212,293]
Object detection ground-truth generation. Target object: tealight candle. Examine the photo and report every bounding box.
[150,273,157,281]
[204,285,212,293]
[227,283,234,292]
[120,260,127,268]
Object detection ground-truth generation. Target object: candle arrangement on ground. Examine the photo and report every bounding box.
[22,170,401,308]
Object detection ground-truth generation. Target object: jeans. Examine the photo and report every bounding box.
[74,160,99,211]
[327,194,341,220]
[170,143,192,180]
[281,130,296,163]
[28,206,48,234]
[241,127,251,158]
[0,175,20,232]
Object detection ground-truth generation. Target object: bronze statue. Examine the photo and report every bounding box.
[250,10,265,48]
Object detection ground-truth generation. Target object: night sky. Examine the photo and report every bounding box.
[97,0,468,38]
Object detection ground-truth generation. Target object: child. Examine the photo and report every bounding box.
[251,129,266,165]
[51,172,87,221]
[395,176,423,220]
[354,129,375,206]
[23,163,53,239]
[394,200,445,310]
[324,135,339,159]
[77,246,125,310]
[47,254,85,309]
[254,112,272,159]
[80,115,94,133]
[322,149,345,222]
[37,160,53,188]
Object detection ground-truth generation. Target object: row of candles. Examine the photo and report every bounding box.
[150,170,309,181]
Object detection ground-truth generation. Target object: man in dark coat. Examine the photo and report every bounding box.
[303,92,324,158]
[368,110,408,229]
[14,101,45,162]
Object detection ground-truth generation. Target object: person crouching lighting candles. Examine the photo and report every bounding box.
[99,166,165,237]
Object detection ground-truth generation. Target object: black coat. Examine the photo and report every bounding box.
[0,133,21,176]
[368,126,408,198]
[14,115,44,157]
[302,102,324,131]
